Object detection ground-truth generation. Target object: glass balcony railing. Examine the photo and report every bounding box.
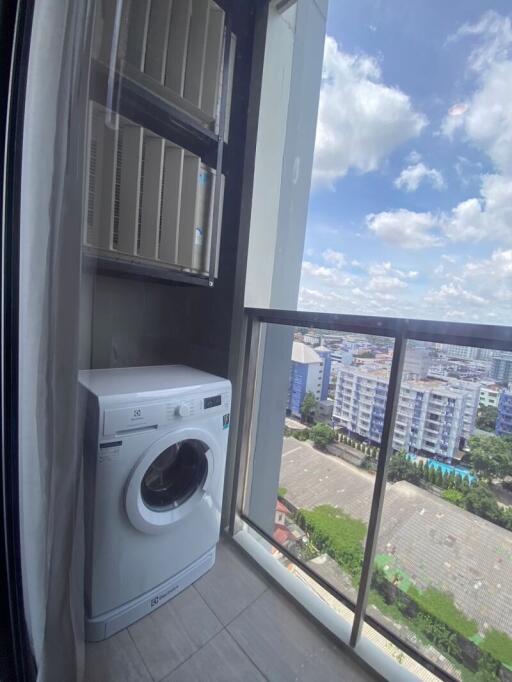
[229,308,512,682]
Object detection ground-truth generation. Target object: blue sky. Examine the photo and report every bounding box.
[299,2,512,325]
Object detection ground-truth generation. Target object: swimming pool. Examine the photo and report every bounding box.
[408,454,476,482]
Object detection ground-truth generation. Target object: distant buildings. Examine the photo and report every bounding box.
[331,349,353,373]
[496,391,512,436]
[333,365,478,462]
[287,341,330,418]
[444,344,479,361]
[302,331,320,346]
[491,354,512,385]
[479,382,503,409]
[403,346,430,380]
[315,345,332,402]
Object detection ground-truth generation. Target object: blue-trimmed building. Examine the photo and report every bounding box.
[496,391,512,436]
[315,345,332,403]
[287,342,330,418]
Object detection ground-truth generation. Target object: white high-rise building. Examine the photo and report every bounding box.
[333,366,478,461]
[443,345,479,361]
[403,346,430,380]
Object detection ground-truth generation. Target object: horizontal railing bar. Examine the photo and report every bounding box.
[245,307,512,351]
[238,514,457,682]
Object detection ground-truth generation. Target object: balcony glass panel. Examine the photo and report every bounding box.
[370,340,512,681]
[241,324,393,619]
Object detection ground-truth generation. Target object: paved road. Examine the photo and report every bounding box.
[280,438,512,637]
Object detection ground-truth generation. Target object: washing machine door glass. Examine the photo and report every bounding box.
[141,439,208,511]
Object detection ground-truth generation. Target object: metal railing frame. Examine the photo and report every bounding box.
[229,307,512,681]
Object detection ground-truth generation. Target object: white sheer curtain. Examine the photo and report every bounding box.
[19,0,91,679]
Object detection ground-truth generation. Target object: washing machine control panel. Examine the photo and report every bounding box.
[103,390,230,436]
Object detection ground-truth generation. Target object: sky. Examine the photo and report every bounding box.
[299,1,512,326]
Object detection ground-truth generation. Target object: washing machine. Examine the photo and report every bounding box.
[79,365,231,641]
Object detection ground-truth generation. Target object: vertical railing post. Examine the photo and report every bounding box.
[350,325,407,646]
[228,314,261,535]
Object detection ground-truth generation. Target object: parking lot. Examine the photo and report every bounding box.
[280,437,512,637]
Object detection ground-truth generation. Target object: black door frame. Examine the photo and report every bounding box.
[1,0,36,680]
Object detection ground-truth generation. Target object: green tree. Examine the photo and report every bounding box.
[435,469,444,487]
[463,484,501,522]
[300,391,317,424]
[387,451,421,484]
[467,435,512,482]
[476,405,499,432]
[310,423,335,450]
[441,489,465,506]
[356,351,375,359]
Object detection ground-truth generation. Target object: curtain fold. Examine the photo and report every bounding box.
[19,0,92,679]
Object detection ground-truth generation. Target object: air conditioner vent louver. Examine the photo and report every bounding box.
[85,0,232,282]
[84,104,220,276]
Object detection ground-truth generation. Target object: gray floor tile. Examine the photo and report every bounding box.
[228,589,377,682]
[128,586,223,681]
[194,539,268,625]
[163,630,266,682]
[85,629,151,682]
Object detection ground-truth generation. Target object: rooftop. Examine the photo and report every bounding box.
[291,341,322,365]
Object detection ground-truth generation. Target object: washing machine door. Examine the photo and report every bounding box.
[125,427,219,534]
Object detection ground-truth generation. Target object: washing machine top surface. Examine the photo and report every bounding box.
[79,365,228,398]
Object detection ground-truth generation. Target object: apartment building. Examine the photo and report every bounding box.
[403,345,431,380]
[443,344,479,361]
[496,391,512,436]
[479,382,503,408]
[491,354,512,385]
[333,366,478,461]
[333,367,389,444]
[315,344,332,400]
[287,341,329,417]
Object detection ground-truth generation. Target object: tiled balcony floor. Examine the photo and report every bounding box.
[86,537,379,681]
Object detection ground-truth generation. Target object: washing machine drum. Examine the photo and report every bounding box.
[141,440,208,511]
[126,428,217,534]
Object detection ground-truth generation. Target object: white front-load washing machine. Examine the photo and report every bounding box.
[79,365,231,641]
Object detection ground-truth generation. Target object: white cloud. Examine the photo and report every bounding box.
[442,12,512,173]
[367,275,407,291]
[394,162,445,192]
[369,172,512,247]
[299,248,512,323]
[301,261,354,289]
[368,261,392,276]
[322,249,345,268]
[442,174,512,242]
[425,248,512,320]
[406,150,422,164]
[464,61,512,174]
[312,36,427,187]
[366,209,442,249]
[425,282,485,306]
[301,261,337,282]
[450,10,512,74]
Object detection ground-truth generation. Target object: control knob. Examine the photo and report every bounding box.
[175,403,190,418]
